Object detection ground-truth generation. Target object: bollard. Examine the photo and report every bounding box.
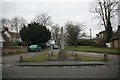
[103,53,108,61]
[51,51,53,56]
[75,53,78,60]
[48,54,50,60]
[19,55,23,62]
[72,52,74,56]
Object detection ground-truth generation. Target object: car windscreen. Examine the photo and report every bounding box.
[29,45,37,48]
[54,45,58,47]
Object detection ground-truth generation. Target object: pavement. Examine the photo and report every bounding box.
[16,61,106,66]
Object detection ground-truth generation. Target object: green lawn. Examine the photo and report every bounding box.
[22,52,104,62]
[77,55,103,61]
[65,46,119,54]
[23,53,49,62]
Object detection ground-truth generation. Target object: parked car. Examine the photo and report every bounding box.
[46,43,51,47]
[28,44,42,52]
[51,44,59,49]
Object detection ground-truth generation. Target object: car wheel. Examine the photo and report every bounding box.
[36,49,39,52]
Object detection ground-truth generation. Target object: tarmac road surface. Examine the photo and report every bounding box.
[2,66,118,78]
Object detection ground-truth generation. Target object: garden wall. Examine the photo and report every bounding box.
[2,46,28,56]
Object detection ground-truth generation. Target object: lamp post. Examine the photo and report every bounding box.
[90,29,92,46]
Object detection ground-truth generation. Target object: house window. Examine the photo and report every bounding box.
[101,33,104,38]
[114,40,118,46]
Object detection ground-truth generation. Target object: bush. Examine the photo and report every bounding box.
[92,43,106,47]
[77,39,92,46]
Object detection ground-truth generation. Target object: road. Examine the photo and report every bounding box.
[2,66,118,78]
[2,49,119,78]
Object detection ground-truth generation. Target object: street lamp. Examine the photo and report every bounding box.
[90,29,92,46]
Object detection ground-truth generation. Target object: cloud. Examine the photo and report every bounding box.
[1,0,118,37]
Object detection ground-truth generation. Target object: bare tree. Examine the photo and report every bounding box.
[11,17,27,33]
[0,18,11,30]
[91,0,118,43]
[34,13,53,26]
[51,24,60,45]
[65,21,85,46]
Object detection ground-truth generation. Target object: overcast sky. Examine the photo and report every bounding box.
[0,0,118,37]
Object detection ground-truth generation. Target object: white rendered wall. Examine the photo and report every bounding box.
[118,0,120,25]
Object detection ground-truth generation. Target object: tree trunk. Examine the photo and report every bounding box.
[106,19,113,43]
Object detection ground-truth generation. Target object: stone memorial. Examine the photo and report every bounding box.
[58,27,67,60]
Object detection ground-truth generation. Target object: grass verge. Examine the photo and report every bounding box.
[22,52,104,62]
[77,55,104,61]
[65,46,119,55]
[23,53,48,62]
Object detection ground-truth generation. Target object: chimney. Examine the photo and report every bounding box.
[2,27,8,33]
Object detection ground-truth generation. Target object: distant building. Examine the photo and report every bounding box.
[110,26,120,48]
[95,30,106,47]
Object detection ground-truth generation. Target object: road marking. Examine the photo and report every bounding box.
[5,65,13,67]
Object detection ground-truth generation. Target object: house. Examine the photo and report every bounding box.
[110,26,120,48]
[2,27,21,46]
[8,31,21,42]
[95,30,106,47]
[46,39,55,47]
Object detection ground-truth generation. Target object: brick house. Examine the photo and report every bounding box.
[110,26,120,48]
[95,30,106,47]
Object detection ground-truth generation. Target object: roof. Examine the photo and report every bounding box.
[110,26,120,40]
[99,30,106,34]
[2,33,10,42]
[96,30,106,36]
[2,27,20,39]
[8,31,20,39]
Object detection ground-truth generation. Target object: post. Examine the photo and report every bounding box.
[19,55,23,62]
[103,53,108,61]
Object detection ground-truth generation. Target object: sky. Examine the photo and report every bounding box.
[0,0,118,38]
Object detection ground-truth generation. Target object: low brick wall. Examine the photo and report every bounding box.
[2,46,28,56]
